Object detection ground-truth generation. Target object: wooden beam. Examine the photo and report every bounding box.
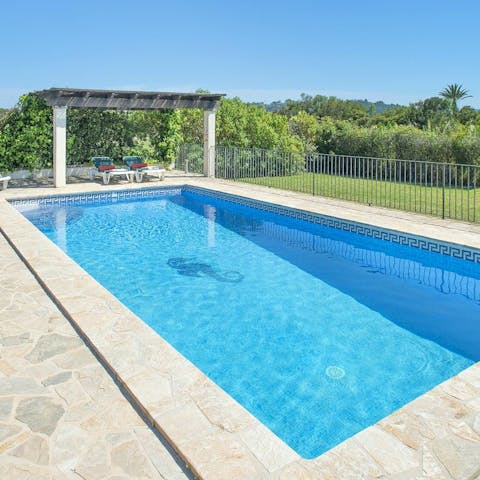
[35,88,224,111]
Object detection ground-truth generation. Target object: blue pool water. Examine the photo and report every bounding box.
[16,188,479,458]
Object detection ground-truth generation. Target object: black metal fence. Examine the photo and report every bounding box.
[176,144,204,174]
[176,144,480,223]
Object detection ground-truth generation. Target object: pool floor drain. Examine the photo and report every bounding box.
[326,366,345,379]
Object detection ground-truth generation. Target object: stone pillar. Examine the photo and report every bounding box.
[53,106,67,187]
[203,110,216,177]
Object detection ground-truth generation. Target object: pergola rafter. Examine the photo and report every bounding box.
[34,88,226,187]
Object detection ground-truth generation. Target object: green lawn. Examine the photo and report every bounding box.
[241,173,480,223]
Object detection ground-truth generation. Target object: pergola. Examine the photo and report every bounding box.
[35,88,226,187]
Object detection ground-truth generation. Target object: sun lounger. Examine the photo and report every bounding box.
[89,157,134,185]
[0,176,11,190]
[123,156,166,183]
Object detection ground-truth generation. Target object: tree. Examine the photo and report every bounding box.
[279,94,368,121]
[439,84,471,117]
[67,110,134,164]
[289,111,318,154]
[216,98,300,151]
[128,110,182,165]
[457,106,479,125]
[0,94,52,173]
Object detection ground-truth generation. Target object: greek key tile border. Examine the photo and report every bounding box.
[9,187,183,208]
[185,186,480,264]
[8,184,480,264]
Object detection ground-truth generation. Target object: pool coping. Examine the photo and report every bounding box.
[1,179,479,479]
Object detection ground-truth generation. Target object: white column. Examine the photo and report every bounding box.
[203,110,216,177]
[53,106,67,188]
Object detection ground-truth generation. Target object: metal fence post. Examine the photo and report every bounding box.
[312,155,315,195]
[233,148,237,181]
[442,163,446,219]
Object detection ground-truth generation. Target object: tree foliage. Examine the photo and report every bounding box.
[316,118,480,165]
[1,86,480,175]
[288,111,318,154]
[67,110,135,165]
[179,98,301,152]
[278,94,368,121]
[0,94,52,173]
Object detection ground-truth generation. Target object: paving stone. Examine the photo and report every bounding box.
[42,371,72,386]
[52,346,96,370]
[440,377,480,402]
[15,397,65,435]
[134,426,191,480]
[123,369,173,412]
[0,358,16,375]
[106,432,133,446]
[306,439,385,479]
[25,333,82,363]
[111,439,156,478]
[413,391,471,438]
[357,426,419,475]
[190,377,255,433]
[380,410,436,449]
[0,377,46,395]
[458,364,480,390]
[97,398,145,429]
[0,332,32,346]
[421,445,451,480]
[183,431,269,480]
[448,420,480,442]
[239,423,298,472]
[430,436,480,480]
[76,365,119,401]
[275,462,314,480]
[50,422,90,469]
[0,463,51,480]
[24,360,63,380]
[156,401,217,447]
[0,431,30,456]
[473,413,480,436]
[54,377,90,406]
[10,435,49,465]
[62,400,99,422]
[0,422,22,442]
[75,440,111,479]
[0,397,13,419]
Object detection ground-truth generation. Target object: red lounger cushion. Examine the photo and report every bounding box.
[98,165,116,171]
[131,163,148,169]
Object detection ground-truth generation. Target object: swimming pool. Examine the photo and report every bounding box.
[13,186,480,459]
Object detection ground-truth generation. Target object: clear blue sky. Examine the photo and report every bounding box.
[1,0,479,108]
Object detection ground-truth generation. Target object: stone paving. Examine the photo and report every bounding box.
[0,234,191,479]
[1,175,480,479]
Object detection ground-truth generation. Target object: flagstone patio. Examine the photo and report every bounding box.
[0,233,191,479]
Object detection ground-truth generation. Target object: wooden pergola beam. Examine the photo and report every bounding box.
[35,88,224,111]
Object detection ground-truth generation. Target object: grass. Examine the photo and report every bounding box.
[240,173,480,223]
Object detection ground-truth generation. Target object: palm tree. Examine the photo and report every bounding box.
[439,84,472,117]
